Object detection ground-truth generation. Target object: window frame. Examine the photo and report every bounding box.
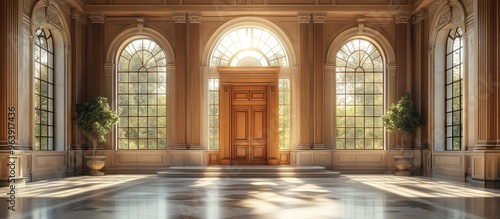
[445,27,464,151]
[34,27,55,151]
[116,38,168,150]
[335,38,385,150]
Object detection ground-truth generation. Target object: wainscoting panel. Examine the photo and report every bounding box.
[432,152,465,182]
[101,150,169,174]
[168,150,207,166]
[0,153,30,185]
[32,152,67,181]
[485,153,500,180]
[332,150,388,173]
[292,150,332,169]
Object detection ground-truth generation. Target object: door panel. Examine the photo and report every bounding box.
[253,146,265,160]
[235,109,248,141]
[253,108,264,140]
[235,146,248,159]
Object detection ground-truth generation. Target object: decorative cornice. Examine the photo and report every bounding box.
[394,12,412,24]
[297,12,311,24]
[70,8,87,25]
[173,12,187,23]
[88,13,105,23]
[412,8,428,23]
[312,12,326,23]
[188,13,201,23]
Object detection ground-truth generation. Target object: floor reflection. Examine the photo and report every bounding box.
[1,175,499,219]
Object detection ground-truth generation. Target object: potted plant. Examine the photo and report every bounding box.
[74,96,118,176]
[381,92,422,176]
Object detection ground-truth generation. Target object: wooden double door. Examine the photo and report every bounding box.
[218,67,280,165]
[231,86,268,165]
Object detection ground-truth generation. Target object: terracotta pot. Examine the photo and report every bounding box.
[85,156,106,176]
[394,155,413,176]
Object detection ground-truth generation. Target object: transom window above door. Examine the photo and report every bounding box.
[210,27,288,67]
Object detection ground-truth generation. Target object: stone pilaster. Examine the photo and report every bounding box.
[393,12,413,148]
[173,12,188,150]
[312,12,326,150]
[297,12,312,150]
[468,0,500,187]
[411,8,429,148]
[70,8,87,150]
[187,13,202,150]
[0,0,19,149]
[86,13,105,98]
[394,12,413,97]
[475,0,500,149]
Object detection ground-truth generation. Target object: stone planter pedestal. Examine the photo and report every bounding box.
[85,156,106,176]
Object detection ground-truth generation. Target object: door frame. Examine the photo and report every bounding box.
[217,67,280,165]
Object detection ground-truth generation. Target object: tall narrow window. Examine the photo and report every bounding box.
[446,28,464,151]
[117,39,167,150]
[34,27,55,150]
[279,79,291,150]
[208,79,220,150]
[336,39,385,150]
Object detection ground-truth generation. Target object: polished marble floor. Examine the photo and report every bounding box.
[1,174,500,219]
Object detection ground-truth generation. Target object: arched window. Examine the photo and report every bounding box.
[34,27,55,150]
[211,27,288,67]
[336,39,384,150]
[117,39,167,150]
[209,26,290,151]
[445,28,464,151]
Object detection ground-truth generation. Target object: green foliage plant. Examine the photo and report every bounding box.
[74,96,119,157]
[381,92,422,155]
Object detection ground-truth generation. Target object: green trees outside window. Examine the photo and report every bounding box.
[335,39,385,150]
[34,27,55,150]
[117,39,168,149]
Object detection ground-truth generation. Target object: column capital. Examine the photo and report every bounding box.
[88,13,105,23]
[71,8,87,25]
[297,12,311,24]
[188,13,201,23]
[412,8,429,24]
[395,12,412,24]
[173,12,187,23]
[312,12,326,23]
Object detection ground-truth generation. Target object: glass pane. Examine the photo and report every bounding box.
[116,40,167,147]
[211,27,288,67]
[335,39,385,150]
[445,28,464,151]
